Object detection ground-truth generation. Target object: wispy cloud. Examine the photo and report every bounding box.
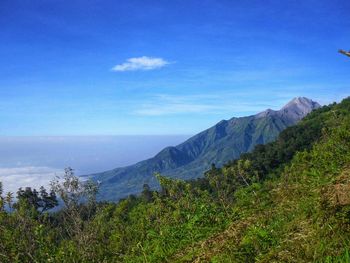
[135,103,219,116]
[133,94,274,116]
[0,166,63,194]
[111,56,170,72]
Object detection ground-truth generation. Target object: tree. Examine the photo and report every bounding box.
[50,167,99,216]
[50,167,99,259]
[38,186,58,213]
[141,183,153,203]
[15,186,58,214]
[0,181,3,211]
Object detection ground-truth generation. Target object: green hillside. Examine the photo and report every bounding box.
[0,97,349,262]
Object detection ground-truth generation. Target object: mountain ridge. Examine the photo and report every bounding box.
[90,97,320,200]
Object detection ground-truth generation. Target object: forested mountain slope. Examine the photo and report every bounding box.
[92,97,320,201]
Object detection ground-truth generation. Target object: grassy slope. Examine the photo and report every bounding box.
[172,100,350,262]
[90,99,348,263]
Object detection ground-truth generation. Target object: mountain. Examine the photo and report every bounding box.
[90,97,320,200]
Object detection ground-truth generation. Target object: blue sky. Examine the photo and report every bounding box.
[0,0,349,135]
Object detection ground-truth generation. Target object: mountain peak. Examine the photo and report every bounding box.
[280,97,321,122]
[255,97,320,121]
[282,97,320,110]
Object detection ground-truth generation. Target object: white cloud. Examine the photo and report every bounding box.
[112,56,170,72]
[0,166,63,194]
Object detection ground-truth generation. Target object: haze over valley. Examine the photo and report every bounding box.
[0,135,189,193]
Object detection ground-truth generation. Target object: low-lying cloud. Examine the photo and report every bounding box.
[112,56,169,72]
[0,166,63,194]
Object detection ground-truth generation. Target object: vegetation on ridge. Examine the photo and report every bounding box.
[0,97,349,262]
